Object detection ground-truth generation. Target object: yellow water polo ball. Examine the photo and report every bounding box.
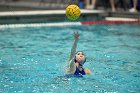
[66,4,81,20]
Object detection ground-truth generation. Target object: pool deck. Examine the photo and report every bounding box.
[0,10,104,17]
[0,0,140,24]
[0,9,140,24]
[0,9,106,24]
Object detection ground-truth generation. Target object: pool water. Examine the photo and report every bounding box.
[0,24,140,93]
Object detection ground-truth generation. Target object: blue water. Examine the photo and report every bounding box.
[0,24,140,93]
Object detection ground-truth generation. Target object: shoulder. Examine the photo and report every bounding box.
[84,68,92,75]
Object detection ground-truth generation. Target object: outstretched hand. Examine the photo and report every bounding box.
[73,32,79,41]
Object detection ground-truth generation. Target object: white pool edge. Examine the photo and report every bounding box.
[0,22,82,28]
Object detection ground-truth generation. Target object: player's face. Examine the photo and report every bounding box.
[75,52,85,63]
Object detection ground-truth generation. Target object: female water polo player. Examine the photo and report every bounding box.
[66,32,92,76]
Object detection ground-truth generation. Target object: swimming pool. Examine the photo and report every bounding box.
[0,24,140,93]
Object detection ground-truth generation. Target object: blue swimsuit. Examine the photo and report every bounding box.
[65,67,86,78]
[74,67,86,76]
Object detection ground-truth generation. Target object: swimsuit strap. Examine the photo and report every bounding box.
[74,66,86,76]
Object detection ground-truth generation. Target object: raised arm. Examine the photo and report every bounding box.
[66,32,79,74]
[68,32,79,61]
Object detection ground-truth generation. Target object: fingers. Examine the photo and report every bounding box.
[74,32,77,36]
[73,32,80,40]
[76,32,79,36]
[74,31,78,34]
[74,31,79,36]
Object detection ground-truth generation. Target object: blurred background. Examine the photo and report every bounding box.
[0,0,139,24]
[0,0,139,12]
